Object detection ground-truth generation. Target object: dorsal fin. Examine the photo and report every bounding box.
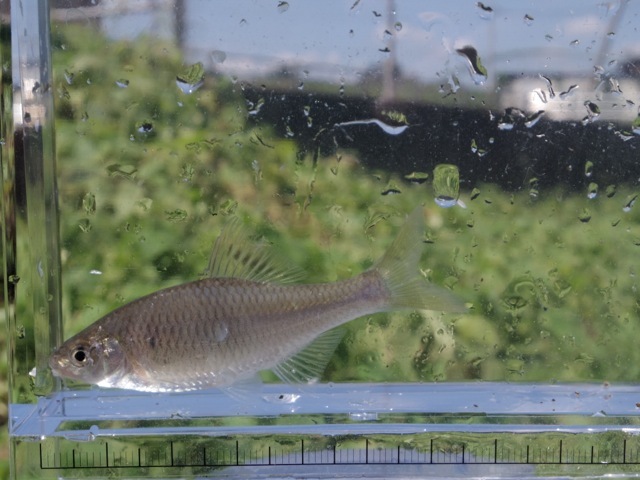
[205,218,305,284]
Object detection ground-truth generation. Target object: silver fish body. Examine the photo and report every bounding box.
[49,209,465,392]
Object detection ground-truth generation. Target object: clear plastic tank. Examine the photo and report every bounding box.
[3,1,640,478]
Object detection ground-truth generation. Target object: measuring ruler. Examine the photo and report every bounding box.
[13,382,640,478]
[31,428,640,478]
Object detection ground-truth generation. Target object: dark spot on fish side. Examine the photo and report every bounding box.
[148,336,157,349]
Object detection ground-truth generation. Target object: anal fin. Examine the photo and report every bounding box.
[271,327,345,384]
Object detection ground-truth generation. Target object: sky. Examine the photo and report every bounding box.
[181,0,640,84]
[100,0,640,88]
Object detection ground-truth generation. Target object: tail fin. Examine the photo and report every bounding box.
[373,207,466,312]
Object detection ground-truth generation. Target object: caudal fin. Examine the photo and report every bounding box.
[373,207,466,312]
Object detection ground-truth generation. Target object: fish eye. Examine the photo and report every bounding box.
[72,347,87,364]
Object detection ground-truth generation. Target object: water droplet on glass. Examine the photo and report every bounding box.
[8,274,20,284]
[456,46,488,85]
[106,164,138,180]
[632,114,640,135]
[334,118,408,135]
[115,79,129,88]
[394,21,402,32]
[381,183,401,196]
[382,110,408,125]
[136,121,153,133]
[587,182,598,199]
[544,34,553,42]
[88,425,99,441]
[277,1,289,13]
[584,161,594,178]
[210,50,227,64]
[16,325,25,339]
[165,209,188,222]
[90,269,102,275]
[433,164,460,208]
[524,14,534,25]
[569,39,580,46]
[470,188,481,200]
[176,62,205,94]
[444,73,460,94]
[578,208,591,223]
[623,194,637,212]
[64,69,74,85]
[470,138,478,153]
[247,97,265,116]
[529,178,539,199]
[404,172,429,184]
[559,84,579,99]
[78,218,92,232]
[476,2,494,19]
[82,192,96,215]
[606,185,616,198]
[525,110,545,128]
[498,120,514,131]
[533,89,547,104]
[584,101,600,119]
[539,74,555,98]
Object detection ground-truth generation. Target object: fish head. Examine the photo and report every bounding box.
[49,330,126,386]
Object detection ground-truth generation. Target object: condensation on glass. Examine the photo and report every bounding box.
[3,1,640,479]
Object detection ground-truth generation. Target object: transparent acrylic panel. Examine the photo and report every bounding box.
[5,0,640,479]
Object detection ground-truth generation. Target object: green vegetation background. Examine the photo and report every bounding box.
[2,24,640,478]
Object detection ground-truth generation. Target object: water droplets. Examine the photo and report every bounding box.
[334,118,409,136]
[456,45,488,85]
[587,182,598,199]
[433,164,460,208]
[381,182,401,196]
[583,101,601,123]
[136,121,153,134]
[578,208,591,223]
[476,2,494,20]
[523,14,534,25]
[106,164,138,180]
[277,1,289,13]
[165,209,188,222]
[632,113,640,135]
[404,172,429,184]
[82,192,96,215]
[584,161,594,178]
[210,50,227,64]
[559,84,579,100]
[623,194,637,213]
[606,185,616,198]
[115,79,129,88]
[176,62,205,94]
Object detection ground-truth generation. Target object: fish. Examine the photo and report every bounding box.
[49,208,465,392]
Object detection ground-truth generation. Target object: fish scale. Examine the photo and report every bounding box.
[49,209,466,392]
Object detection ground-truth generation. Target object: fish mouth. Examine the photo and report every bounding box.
[48,352,66,377]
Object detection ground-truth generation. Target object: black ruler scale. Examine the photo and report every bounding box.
[38,432,640,472]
